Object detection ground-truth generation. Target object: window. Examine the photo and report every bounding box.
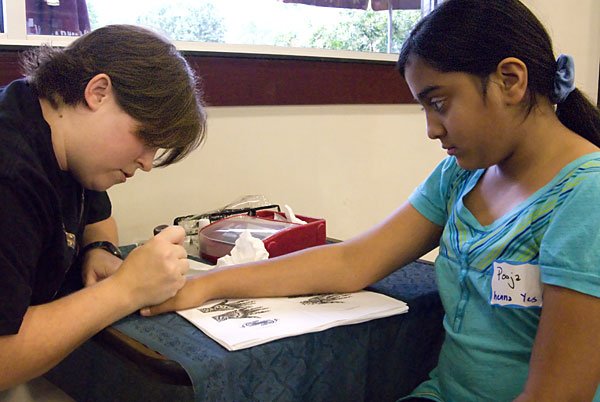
[1,0,437,106]
[90,0,421,54]
[7,0,430,59]
[25,0,89,36]
[1,0,4,33]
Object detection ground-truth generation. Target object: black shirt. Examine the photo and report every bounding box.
[0,79,111,335]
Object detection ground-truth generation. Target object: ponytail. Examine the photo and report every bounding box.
[556,89,600,147]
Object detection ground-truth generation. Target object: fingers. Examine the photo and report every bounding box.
[81,250,124,287]
[154,225,186,246]
[140,300,173,317]
[139,274,196,317]
[140,285,185,317]
[83,271,98,287]
[179,258,190,276]
[152,227,189,275]
[149,225,188,263]
[117,227,190,309]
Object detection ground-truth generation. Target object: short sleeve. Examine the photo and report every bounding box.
[408,156,463,227]
[0,178,48,334]
[539,172,600,297]
[85,191,112,225]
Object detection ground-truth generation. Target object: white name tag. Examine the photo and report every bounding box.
[490,261,543,308]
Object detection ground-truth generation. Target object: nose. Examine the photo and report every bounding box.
[137,147,158,172]
[425,113,445,140]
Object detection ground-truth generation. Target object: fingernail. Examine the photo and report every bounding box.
[153,224,169,236]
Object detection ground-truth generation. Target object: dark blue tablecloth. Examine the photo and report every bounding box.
[47,251,444,402]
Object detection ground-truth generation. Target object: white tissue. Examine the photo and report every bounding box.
[283,204,307,224]
[197,218,211,231]
[216,229,269,268]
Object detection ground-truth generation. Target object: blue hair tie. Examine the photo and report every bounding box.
[551,54,575,104]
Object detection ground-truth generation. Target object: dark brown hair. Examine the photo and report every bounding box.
[21,24,206,166]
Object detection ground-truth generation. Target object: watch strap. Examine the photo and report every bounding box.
[81,241,123,259]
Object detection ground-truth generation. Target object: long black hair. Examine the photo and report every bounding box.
[397,0,600,146]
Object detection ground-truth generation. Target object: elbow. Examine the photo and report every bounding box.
[0,374,24,392]
[333,244,377,293]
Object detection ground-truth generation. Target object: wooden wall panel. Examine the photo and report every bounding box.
[1,48,414,106]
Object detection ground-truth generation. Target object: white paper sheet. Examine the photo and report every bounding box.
[177,291,408,351]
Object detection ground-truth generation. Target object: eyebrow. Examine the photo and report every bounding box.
[415,85,441,103]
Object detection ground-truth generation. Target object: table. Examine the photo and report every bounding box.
[44,253,445,402]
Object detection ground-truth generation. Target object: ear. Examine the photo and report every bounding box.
[83,73,112,111]
[494,57,528,105]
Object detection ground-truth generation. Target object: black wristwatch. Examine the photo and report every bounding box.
[81,241,123,259]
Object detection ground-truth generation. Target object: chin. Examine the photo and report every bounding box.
[454,157,483,171]
[83,180,115,192]
[72,170,114,191]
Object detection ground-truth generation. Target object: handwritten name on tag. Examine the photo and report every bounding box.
[490,261,543,308]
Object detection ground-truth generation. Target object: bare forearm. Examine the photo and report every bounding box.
[0,275,133,389]
[204,242,362,301]
[142,202,443,316]
[202,204,441,301]
[0,227,189,390]
[147,241,367,317]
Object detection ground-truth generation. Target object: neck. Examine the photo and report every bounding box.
[39,98,69,171]
[494,104,598,185]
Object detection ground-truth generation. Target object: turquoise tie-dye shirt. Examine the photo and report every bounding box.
[405,153,600,402]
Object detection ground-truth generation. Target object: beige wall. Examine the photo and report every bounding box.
[109,0,600,257]
[109,104,444,245]
[524,0,599,101]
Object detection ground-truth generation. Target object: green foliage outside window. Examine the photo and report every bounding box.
[135,2,225,43]
[87,1,420,54]
[307,10,420,53]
